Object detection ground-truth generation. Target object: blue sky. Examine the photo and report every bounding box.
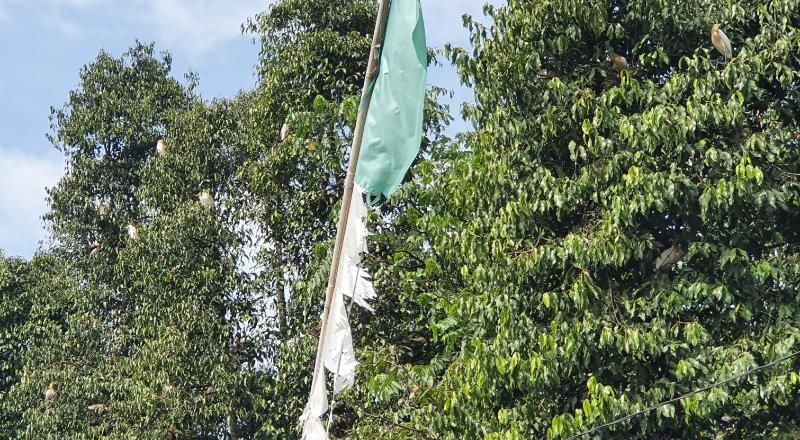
[0,0,496,259]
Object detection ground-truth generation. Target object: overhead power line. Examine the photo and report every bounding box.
[567,350,800,439]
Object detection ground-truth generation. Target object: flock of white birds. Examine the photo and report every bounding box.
[89,140,217,252]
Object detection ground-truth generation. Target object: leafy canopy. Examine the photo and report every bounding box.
[347,0,800,438]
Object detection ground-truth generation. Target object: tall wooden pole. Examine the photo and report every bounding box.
[308,0,391,409]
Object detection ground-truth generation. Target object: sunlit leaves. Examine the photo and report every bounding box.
[357,0,800,438]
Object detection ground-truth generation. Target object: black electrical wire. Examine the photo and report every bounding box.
[566,350,800,439]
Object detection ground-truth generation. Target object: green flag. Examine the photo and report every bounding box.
[355,0,427,199]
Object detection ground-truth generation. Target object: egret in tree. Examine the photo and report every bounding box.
[90,241,102,257]
[711,24,732,62]
[280,122,290,141]
[98,201,110,219]
[655,244,684,272]
[156,139,168,156]
[45,383,56,401]
[127,224,139,240]
[198,190,215,209]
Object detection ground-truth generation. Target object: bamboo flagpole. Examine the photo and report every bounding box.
[301,0,427,436]
[300,0,391,438]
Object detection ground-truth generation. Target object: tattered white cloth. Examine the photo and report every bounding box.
[300,184,374,439]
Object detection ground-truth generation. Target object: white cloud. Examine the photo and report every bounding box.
[43,0,266,57]
[0,4,12,25]
[0,148,63,258]
[140,0,266,57]
[37,0,492,58]
[18,0,491,58]
[421,0,499,48]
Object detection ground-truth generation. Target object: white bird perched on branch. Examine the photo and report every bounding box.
[711,24,732,61]
[45,383,56,401]
[98,202,110,219]
[156,139,168,156]
[280,122,290,141]
[655,244,685,272]
[90,241,102,257]
[127,224,138,241]
[198,191,215,209]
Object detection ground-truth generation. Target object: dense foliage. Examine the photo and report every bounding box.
[350,0,800,438]
[0,253,32,434]
[2,0,800,439]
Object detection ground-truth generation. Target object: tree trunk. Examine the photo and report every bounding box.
[228,412,239,440]
[275,275,287,335]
